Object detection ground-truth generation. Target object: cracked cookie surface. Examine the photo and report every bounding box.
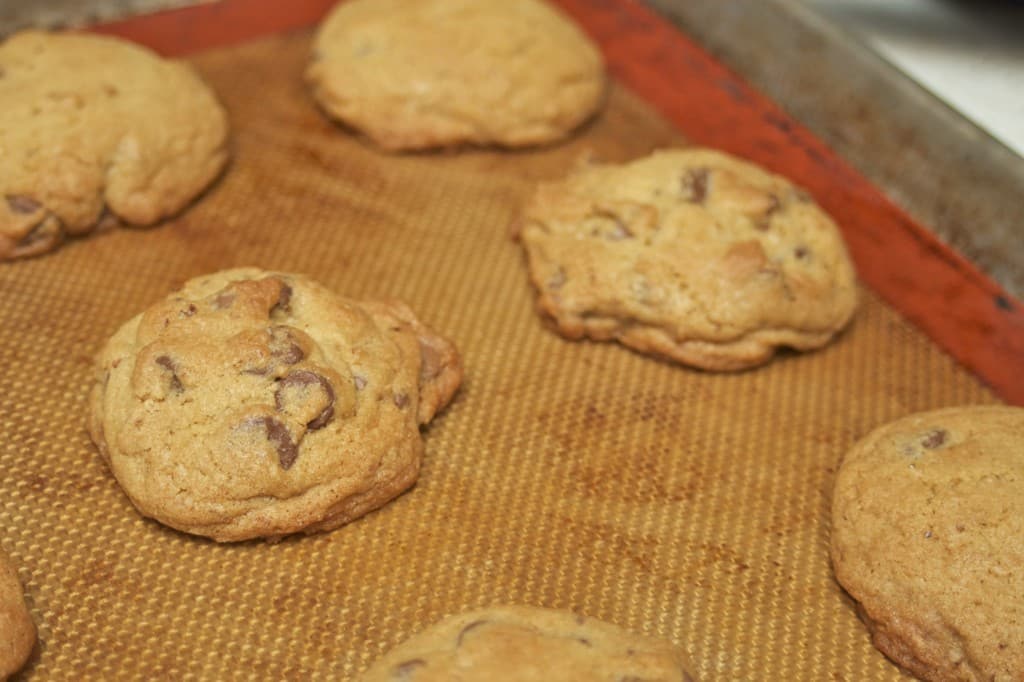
[518,148,858,370]
[307,0,606,151]
[88,268,462,542]
[0,30,229,260]
[831,406,1024,681]
[359,605,695,681]
[0,548,35,680]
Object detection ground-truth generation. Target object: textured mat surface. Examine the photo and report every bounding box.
[0,31,999,680]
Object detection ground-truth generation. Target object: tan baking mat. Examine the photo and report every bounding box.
[0,31,999,680]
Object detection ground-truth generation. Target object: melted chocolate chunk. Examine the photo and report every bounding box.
[269,326,305,365]
[547,267,567,291]
[274,369,336,430]
[96,207,118,230]
[456,620,488,647]
[273,281,293,313]
[242,327,306,376]
[419,340,444,382]
[756,194,780,231]
[390,659,426,680]
[921,428,948,449]
[155,355,183,392]
[262,416,299,469]
[5,195,41,214]
[214,291,236,309]
[16,220,54,248]
[606,219,630,240]
[681,168,709,203]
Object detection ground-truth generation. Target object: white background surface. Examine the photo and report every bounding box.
[809,0,1024,157]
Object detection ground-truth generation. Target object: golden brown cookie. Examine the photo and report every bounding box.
[88,268,462,542]
[831,406,1024,681]
[359,606,696,681]
[0,548,35,680]
[0,30,229,260]
[306,0,606,151]
[518,148,858,370]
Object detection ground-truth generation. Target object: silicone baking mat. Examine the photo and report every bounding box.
[0,10,1014,682]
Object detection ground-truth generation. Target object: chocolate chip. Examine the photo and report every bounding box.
[262,416,299,469]
[214,291,236,309]
[921,429,948,449]
[681,168,709,203]
[456,620,488,647]
[792,188,813,203]
[756,194,780,231]
[273,281,293,313]
[393,393,409,409]
[5,195,41,214]
[390,659,426,680]
[155,355,183,392]
[16,219,55,248]
[96,208,118,231]
[419,339,444,382]
[269,326,305,364]
[242,327,306,376]
[274,369,335,430]
[606,216,633,240]
[547,267,567,291]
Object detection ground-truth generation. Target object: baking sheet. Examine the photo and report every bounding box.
[0,29,1000,680]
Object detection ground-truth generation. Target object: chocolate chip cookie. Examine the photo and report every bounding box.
[831,406,1024,681]
[0,548,35,680]
[0,30,229,260]
[88,268,462,542]
[517,148,858,370]
[360,606,696,681]
[307,0,606,151]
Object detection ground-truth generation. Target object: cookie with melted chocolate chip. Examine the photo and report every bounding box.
[88,268,462,542]
[831,406,1024,681]
[517,148,858,370]
[0,30,228,261]
[359,606,696,681]
[0,547,35,680]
